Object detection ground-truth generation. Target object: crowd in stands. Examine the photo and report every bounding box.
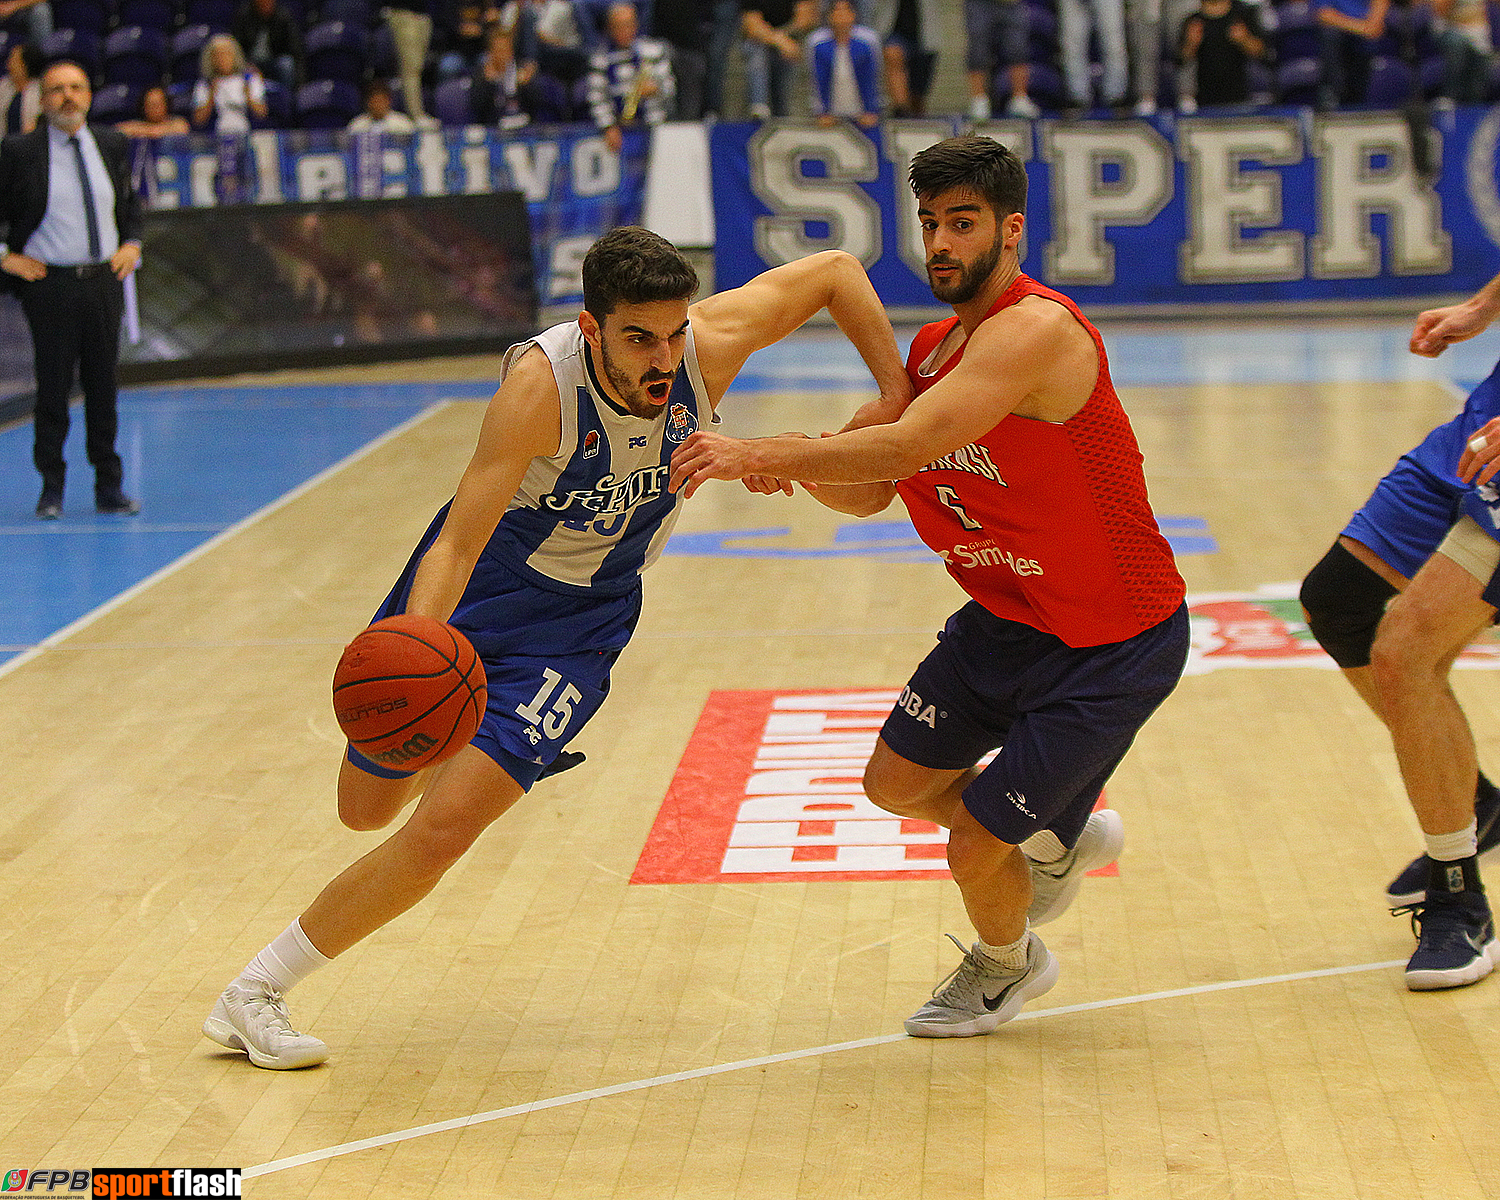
[1,0,1499,137]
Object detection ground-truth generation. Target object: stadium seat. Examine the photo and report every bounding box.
[103,25,170,88]
[1272,1,1321,63]
[91,81,142,122]
[305,19,367,84]
[182,0,238,31]
[367,21,395,75]
[51,0,111,35]
[260,77,291,124]
[1275,54,1323,104]
[1022,60,1066,108]
[169,23,212,82]
[118,0,179,30]
[293,76,361,126]
[166,78,195,115]
[318,0,372,26]
[42,27,103,75]
[1419,52,1447,98]
[1376,2,1436,59]
[1364,54,1414,105]
[433,74,473,124]
[1247,59,1274,103]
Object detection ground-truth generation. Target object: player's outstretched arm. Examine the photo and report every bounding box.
[797,397,908,516]
[1411,271,1500,356]
[404,348,561,621]
[689,249,911,417]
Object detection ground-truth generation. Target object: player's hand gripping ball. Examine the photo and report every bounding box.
[333,615,487,773]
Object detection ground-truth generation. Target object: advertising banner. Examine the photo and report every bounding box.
[119,192,536,380]
[133,124,649,307]
[710,110,1500,308]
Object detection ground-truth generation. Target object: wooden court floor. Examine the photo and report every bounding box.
[3,328,1499,1198]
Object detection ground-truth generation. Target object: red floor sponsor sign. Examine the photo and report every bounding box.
[634,689,1121,885]
[633,689,954,883]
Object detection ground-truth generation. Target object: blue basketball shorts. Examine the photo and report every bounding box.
[879,601,1189,848]
[345,506,642,790]
[1343,359,1500,580]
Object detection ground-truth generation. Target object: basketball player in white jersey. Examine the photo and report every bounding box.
[202,227,913,1069]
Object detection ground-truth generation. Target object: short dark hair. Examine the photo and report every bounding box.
[909,136,1028,219]
[582,226,698,321]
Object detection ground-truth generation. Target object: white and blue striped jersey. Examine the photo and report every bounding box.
[487,319,711,596]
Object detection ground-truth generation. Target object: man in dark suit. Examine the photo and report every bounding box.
[0,59,142,519]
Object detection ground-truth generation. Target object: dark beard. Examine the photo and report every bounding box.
[928,238,1003,305]
[597,342,673,420]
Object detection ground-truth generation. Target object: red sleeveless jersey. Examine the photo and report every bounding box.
[895,274,1184,647]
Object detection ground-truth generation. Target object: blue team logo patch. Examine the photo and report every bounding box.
[665,403,697,444]
[582,429,601,459]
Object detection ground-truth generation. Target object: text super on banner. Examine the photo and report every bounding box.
[133,125,649,306]
[710,110,1500,307]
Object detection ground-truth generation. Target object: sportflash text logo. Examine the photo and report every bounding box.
[2,1168,240,1196]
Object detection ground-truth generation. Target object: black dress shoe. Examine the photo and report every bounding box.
[95,490,141,515]
[36,492,62,520]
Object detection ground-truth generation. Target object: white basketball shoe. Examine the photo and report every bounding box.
[203,980,329,1069]
[1027,809,1124,926]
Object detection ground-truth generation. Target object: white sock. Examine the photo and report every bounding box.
[237,919,333,993]
[1425,821,1478,862]
[1020,830,1067,864]
[976,926,1030,971]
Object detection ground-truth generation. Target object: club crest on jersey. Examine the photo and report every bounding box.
[665,402,697,444]
[582,429,601,459]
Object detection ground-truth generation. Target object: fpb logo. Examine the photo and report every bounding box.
[3,1170,91,1192]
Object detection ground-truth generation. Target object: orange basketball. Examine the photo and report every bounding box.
[333,615,487,773]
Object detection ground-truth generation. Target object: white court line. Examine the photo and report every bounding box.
[0,522,229,536]
[0,403,450,683]
[244,956,1406,1180]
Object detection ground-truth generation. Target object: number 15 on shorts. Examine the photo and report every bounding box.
[515,667,583,740]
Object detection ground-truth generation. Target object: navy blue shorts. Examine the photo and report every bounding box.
[346,504,641,790]
[880,601,1189,847]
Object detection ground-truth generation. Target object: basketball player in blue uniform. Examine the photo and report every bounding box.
[202,227,914,1068]
[1300,274,1500,989]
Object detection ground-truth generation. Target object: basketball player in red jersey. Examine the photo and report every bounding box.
[670,135,1189,1037]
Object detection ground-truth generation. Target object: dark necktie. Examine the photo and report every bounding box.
[70,134,102,262]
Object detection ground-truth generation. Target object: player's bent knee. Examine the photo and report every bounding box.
[395,815,485,877]
[863,758,924,818]
[337,759,421,830]
[1369,607,1448,691]
[944,817,1013,880]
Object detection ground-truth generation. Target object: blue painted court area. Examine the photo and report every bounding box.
[664,515,1217,563]
[0,381,490,667]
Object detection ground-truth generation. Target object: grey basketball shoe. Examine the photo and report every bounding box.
[1027,809,1124,926]
[904,933,1059,1037]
